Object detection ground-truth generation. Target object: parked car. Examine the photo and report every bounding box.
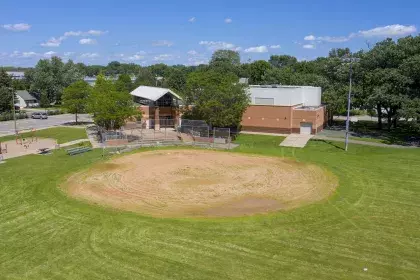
[31,112,48,119]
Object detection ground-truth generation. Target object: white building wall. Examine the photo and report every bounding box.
[249,86,321,106]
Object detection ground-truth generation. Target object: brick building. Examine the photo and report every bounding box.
[130,86,182,129]
[241,85,326,134]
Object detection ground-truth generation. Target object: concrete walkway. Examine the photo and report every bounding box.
[279,134,313,148]
[59,139,90,148]
[313,135,419,149]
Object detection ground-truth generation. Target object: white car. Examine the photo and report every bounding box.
[31,112,48,119]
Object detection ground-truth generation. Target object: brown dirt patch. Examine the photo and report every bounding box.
[63,150,337,218]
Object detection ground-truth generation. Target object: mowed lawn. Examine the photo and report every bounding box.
[0,127,87,144]
[0,135,419,279]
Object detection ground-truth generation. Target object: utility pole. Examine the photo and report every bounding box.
[343,56,360,152]
[345,61,353,152]
[10,87,17,134]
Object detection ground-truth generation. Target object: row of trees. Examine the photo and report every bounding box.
[62,75,139,127]
[2,35,420,130]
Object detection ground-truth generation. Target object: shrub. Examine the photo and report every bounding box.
[47,109,65,116]
[0,111,27,121]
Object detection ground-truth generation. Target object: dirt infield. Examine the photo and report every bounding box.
[63,150,338,218]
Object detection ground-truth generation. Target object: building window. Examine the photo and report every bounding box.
[254,97,274,105]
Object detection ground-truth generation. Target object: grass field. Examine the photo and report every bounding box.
[1,135,419,279]
[0,127,87,144]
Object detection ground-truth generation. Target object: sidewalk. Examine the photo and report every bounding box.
[312,135,418,149]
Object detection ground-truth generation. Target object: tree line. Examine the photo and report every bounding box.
[1,35,420,130]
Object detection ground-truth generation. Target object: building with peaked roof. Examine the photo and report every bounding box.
[15,90,39,108]
[130,86,182,129]
[241,85,326,135]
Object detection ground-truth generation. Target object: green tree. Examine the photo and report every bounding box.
[210,50,240,66]
[115,74,133,93]
[184,70,249,127]
[248,60,271,84]
[134,68,155,87]
[166,69,186,94]
[39,92,50,109]
[268,55,297,68]
[30,57,83,103]
[88,74,138,130]
[0,69,16,113]
[62,81,92,124]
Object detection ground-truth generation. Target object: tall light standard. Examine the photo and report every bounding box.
[8,87,17,134]
[342,56,360,152]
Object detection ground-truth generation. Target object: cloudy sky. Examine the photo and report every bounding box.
[0,0,419,66]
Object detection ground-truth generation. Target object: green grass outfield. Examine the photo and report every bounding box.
[1,135,419,279]
[0,127,87,144]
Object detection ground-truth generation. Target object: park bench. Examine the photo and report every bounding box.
[66,146,92,156]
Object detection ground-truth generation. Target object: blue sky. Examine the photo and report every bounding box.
[1,0,419,66]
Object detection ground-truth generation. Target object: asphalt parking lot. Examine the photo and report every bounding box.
[0,114,92,136]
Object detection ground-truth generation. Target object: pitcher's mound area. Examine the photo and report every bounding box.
[64,150,337,218]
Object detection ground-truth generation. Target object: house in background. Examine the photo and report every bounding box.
[130,86,182,130]
[7,71,25,80]
[15,90,39,108]
[241,85,326,135]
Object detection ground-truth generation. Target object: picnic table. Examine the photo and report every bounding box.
[38,148,51,155]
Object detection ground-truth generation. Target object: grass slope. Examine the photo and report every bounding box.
[0,127,87,144]
[0,135,419,279]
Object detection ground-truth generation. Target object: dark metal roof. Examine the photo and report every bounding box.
[16,90,38,101]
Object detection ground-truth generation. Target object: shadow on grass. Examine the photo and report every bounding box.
[327,120,420,147]
[62,121,94,126]
[311,139,345,151]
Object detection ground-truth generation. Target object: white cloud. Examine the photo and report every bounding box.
[42,29,107,47]
[188,17,196,23]
[64,31,83,36]
[22,52,39,58]
[304,34,349,43]
[9,51,39,58]
[318,36,350,43]
[124,52,146,61]
[64,30,107,37]
[79,38,97,45]
[43,51,57,57]
[224,18,232,24]
[86,30,108,36]
[187,50,198,55]
[304,24,417,45]
[357,24,417,37]
[187,57,208,66]
[41,36,66,47]
[2,23,31,31]
[63,52,75,56]
[80,52,99,58]
[153,54,174,61]
[199,40,241,51]
[303,44,315,49]
[304,35,316,41]
[152,40,174,47]
[244,46,268,53]
[270,45,281,49]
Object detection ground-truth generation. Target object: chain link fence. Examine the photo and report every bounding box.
[97,119,238,157]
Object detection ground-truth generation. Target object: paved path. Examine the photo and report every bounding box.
[241,131,290,137]
[59,139,91,148]
[313,135,418,149]
[279,134,313,148]
[0,114,92,137]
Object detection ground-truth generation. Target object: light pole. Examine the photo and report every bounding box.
[342,57,359,152]
[9,87,17,134]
